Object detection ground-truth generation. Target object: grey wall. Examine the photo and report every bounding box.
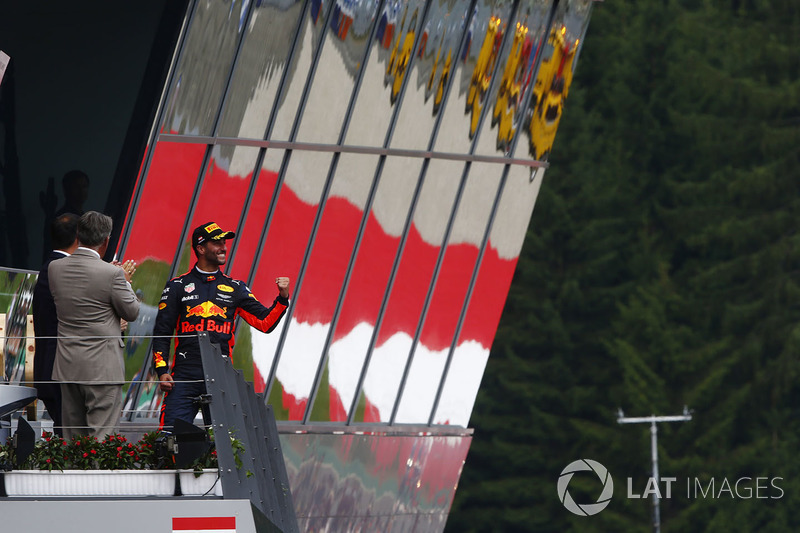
[0,1,169,269]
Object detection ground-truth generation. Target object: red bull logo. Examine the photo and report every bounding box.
[180,318,232,334]
[185,301,228,318]
[182,301,231,334]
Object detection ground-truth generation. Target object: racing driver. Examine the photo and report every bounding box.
[152,221,290,429]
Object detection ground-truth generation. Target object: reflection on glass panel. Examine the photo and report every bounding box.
[218,0,306,139]
[121,305,162,421]
[394,162,501,424]
[269,0,334,141]
[120,140,206,417]
[514,0,592,161]
[1,270,36,384]
[434,0,515,154]
[316,156,421,422]
[123,141,205,275]
[433,163,543,426]
[474,0,553,156]
[353,159,463,423]
[344,0,427,147]
[259,153,377,422]
[160,0,248,136]
[295,0,380,144]
[228,149,285,282]
[280,432,470,529]
[243,151,333,418]
[172,145,261,276]
[390,0,470,150]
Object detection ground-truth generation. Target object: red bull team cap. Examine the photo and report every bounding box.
[192,221,236,247]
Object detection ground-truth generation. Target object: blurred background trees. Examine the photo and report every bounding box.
[448,1,800,531]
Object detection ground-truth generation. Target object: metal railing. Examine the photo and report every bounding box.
[0,330,299,533]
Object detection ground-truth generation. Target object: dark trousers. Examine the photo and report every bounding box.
[36,379,63,437]
[159,379,210,431]
[40,391,63,437]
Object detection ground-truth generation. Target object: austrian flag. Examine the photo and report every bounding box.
[172,516,236,533]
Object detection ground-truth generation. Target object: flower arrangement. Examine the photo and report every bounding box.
[0,430,224,473]
[0,431,164,471]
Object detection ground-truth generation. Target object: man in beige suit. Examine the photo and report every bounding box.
[49,211,140,438]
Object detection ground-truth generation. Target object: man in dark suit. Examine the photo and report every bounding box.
[32,213,79,437]
[49,211,140,438]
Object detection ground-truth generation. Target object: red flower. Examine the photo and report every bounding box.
[82,452,88,458]
[91,449,97,454]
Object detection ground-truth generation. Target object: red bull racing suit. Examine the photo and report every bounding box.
[152,265,289,428]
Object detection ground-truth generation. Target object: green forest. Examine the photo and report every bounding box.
[447,0,800,531]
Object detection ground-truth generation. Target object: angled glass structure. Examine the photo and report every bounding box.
[0,0,596,530]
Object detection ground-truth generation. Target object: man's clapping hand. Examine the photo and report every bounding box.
[112,259,137,282]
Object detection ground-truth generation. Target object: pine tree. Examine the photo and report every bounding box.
[448,0,800,531]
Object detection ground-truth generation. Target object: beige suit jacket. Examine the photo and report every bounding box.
[49,247,140,383]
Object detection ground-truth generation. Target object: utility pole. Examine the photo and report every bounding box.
[617,407,692,533]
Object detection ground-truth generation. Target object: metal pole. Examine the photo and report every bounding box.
[650,420,660,533]
[618,407,692,533]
